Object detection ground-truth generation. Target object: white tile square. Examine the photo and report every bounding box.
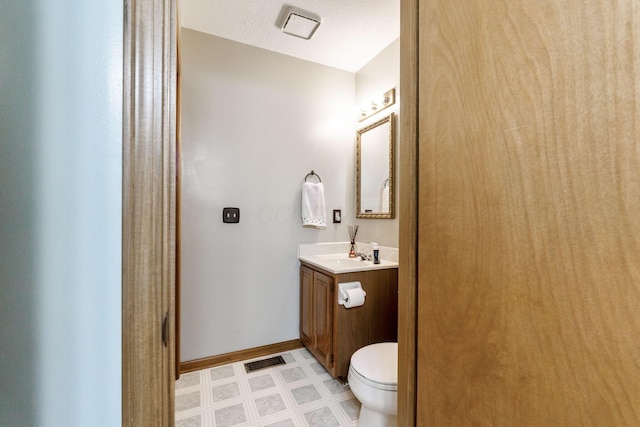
[212,382,241,402]
[255,393,287,417]
[176,391,201,412]
[248,374,276,392]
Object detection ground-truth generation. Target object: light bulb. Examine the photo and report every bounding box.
[372,92,385,106]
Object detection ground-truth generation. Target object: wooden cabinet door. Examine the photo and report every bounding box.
[299,266,314,349]
[312,270,334,367]
[417,1,640,425]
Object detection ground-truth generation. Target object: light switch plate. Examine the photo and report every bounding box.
[223,207,240,223]
[333,209,341,223]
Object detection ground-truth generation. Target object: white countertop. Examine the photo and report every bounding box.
[298,242,399,274]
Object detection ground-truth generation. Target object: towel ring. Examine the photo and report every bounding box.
[305,170,322,183]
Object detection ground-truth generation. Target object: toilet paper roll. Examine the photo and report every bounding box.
[344,288,366,308]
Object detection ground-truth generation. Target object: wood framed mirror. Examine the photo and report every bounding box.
[356,112,395,218]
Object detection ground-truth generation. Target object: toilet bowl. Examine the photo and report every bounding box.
[348,342,398,427]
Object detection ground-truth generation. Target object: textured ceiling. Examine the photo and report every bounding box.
[179,0,400,73]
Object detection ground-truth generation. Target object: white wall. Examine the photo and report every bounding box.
[0,1,122,426]
[354,39,401,248]
[180,29,357,360]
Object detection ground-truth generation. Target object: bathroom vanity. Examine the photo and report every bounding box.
[298,243,398,381]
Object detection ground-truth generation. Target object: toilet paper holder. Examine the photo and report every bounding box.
[338,281,366,306]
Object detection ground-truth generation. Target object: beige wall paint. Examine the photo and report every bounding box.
[180,29,399,361]
[179,29,400,361]
[179,29,355,360]
[355,38,400,247]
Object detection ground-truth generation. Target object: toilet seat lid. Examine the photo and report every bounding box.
[350,342,397,385]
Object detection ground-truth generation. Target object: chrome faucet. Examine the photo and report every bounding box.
[356,252,372,261]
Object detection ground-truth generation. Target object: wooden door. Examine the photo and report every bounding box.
[417,0,640,425]
[313,271,334,367]
[300,266,314,348]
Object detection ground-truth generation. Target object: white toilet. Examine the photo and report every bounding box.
[348,342,398,427]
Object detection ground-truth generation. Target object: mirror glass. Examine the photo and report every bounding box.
[356,113,394,218]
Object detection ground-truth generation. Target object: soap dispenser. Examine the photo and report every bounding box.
[372,242,380,264]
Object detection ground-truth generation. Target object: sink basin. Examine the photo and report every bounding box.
[323,257,372,267]
[299,254,398,274]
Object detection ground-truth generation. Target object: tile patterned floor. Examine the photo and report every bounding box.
[175,347,360,427]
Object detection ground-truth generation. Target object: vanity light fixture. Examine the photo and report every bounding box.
[280,6,322,40]
[358,88,396,122]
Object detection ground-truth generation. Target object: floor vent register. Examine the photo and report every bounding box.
[243,355,286,373]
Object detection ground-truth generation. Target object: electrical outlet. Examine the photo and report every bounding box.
[222,207,240,223]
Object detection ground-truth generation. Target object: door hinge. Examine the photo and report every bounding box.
[162,311,169,347]
[329,354,334,364]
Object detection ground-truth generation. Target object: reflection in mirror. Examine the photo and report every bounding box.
[356,113,395,219]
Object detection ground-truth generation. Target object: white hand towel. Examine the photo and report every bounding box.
[381,184,390,212]
[301,182,327,229]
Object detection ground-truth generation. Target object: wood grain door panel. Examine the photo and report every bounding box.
[300,266,314,348]
[313,271,334,367]
[418,1,640,425]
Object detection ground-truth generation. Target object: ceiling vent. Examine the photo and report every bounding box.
[280,7,321,40]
